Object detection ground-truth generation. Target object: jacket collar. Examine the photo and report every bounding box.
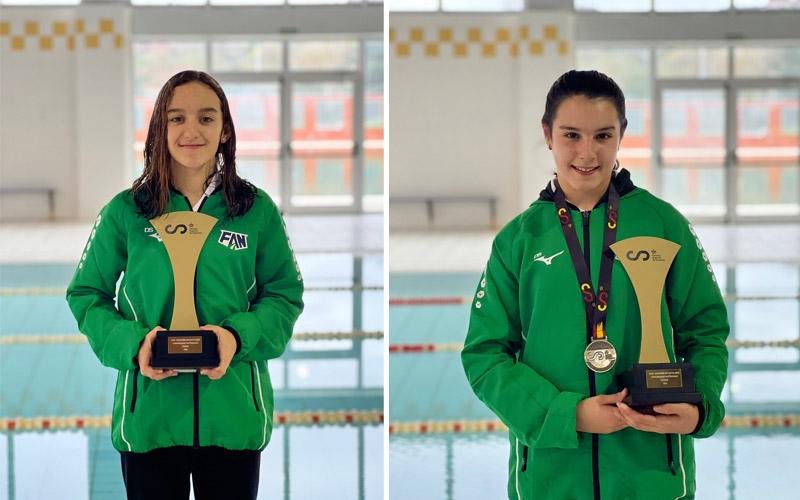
[169,169,223,198]
[536,168,636,210]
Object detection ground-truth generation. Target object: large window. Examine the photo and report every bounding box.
[576,48,653,189]
[577,43,800,220]
[575,0,800,11]
[387,0,523,11]
[133,37,383,213]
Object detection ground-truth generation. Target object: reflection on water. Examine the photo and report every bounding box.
[0,426,383,500]
[390,431,800,500]
[0,253,383,500]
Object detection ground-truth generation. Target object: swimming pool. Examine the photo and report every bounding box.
[0,251,383,500]
[389,269,800,500]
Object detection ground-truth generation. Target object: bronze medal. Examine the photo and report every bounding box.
[584,339,617,373]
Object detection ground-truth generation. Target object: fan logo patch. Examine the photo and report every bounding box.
[218,230,249,251]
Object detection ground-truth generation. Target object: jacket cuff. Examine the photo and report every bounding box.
[221,313,254,357]
[532,391,584,449]
[226,326,243,354]
[125,324,150,370]
[689,400,706,436]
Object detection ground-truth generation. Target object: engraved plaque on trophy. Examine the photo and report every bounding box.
[148,211,220,372]
[610,236,702,413]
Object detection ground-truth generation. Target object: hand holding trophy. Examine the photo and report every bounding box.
[148,211,221,373]
[610,236,702,414]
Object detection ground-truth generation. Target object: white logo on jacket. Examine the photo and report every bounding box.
[144,227,162,243]
[219,230,249,250]
[533,251,564,266]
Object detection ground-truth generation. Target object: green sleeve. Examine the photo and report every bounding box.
[462,228,585,450]
[221,202,304,361]
[65,200,149,370]
[667,219,730,438]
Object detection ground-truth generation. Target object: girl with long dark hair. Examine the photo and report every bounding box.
[67,70,304,500]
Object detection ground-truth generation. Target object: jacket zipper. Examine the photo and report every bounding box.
[249,362,261,412]
[582,210,602,500]
[129,367,140,412]
[188,191,201,449]
[192,255,201,449]
[193,372,200,448]
[665,435,677,475]
[520,445,529,472]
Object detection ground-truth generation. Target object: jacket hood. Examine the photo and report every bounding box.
[536,168,637,208]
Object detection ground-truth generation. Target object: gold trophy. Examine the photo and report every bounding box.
[148,211,220,372]
[610,236,701,413]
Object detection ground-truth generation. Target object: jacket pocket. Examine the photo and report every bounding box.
[249,362,261,412]
[129,367,140,413]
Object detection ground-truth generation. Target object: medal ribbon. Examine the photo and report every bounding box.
[553,178,619,342]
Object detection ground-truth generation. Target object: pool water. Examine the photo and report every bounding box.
[0,252,383,500]
[389,270,800,500]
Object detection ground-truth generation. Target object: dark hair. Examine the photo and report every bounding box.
[541,70,628,135]
[132,70,256,219]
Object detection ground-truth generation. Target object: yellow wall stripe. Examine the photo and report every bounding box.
[390,24,569,59]
[1,19,124,52]
[99,18,114,33]
[53,21,67,36]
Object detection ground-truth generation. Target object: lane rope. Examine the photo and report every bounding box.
[4,335,793,349]
[389,414,800,435]
[390,339,800,353]
[0,410,383,432]
[390,294,800,306]
[6,289,793,301]
[0,331,384,345]
[0,285,382,297]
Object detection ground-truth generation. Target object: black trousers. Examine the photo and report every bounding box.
[120,446,261,500]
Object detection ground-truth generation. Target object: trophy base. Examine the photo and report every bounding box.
[617,362,702,415]
[150,330,220,372]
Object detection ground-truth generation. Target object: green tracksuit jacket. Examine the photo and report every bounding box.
[462,171,728,500]
[66,186,304,453]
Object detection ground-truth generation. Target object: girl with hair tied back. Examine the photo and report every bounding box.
[462,69,729,500]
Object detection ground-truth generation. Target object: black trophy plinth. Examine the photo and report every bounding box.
[618,362,702,414]
[150,330,220,371]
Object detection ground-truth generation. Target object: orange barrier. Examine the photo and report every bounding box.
[0,410,383,432]
[0,285,381,297]
[389,296,468,306]
[389,343,462,353]
[389,414,800,435]
[389,339,800,353]
[389,294,800,306]
[0,331,383,345]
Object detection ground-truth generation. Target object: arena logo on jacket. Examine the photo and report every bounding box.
[144,227,162,243]
[218,230,249,250]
